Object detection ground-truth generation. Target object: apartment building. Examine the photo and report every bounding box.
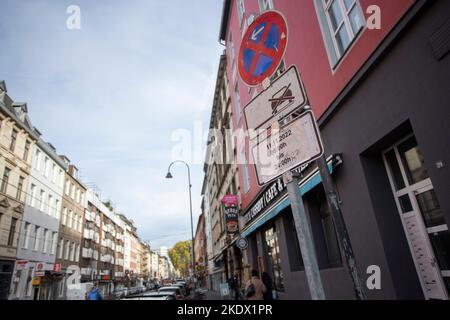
[53,156,86,299]
[0,82,38,300]
[12,136,66,300]
[201,54,242,291]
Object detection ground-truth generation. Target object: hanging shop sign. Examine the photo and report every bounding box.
[222,194,239,234]
[224,206,239,234]
[236,237,249,250]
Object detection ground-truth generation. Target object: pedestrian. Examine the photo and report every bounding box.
[244,269,266,300]
[86,284,103,300]
[232,273,240,300]
[261,272,274,300]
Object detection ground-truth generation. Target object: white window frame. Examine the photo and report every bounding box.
[48,194,53,216]
[51,232,57,255]
[64,240,70,260]
[39,190,45,212]
[315,0,365,68]
[241,148,250,194]
[68,210,73,229]
[43,229,49,253]
[234,82,242,123]
[236,0,245,28]
[62,207,67,225]
[34,149,41,170]
[258,0,274,12]
[23,223,31,249]
[55,199,60,219]
[58,238,64,259]
[30,184,36,207]
[33,227,41,251]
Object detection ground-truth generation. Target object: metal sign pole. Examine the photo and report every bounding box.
[283,170,326,300]
[316,155,367,300]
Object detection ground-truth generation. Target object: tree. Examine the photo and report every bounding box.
[168,240,191,277]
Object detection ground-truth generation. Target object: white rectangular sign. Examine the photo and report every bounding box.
[251,110,324,185]
[244,66,306,134]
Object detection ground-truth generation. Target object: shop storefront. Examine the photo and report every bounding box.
[240,155,344,299]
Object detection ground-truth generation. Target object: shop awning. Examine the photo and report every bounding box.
[240,158,339,238]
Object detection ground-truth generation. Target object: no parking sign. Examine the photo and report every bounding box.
[238,11,288,86]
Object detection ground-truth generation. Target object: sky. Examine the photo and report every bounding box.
[0,0,225,249]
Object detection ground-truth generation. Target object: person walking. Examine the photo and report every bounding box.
[244,269,266,301]
[86,284,103,300]
[261,272,274,300]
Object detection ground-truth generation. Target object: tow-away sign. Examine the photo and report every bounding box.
[251,110,324,185]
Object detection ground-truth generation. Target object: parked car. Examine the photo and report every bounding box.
[158,286,185,300]
[171,283,186,296]
[122,291,176,300]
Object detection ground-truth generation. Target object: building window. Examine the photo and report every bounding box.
[75,244,80,262]
[59,170,64,188]
[236,0,245,27]
[64,240,70,260]
[234,83,241,122]
[48,194,53,216]
[10,129,18,152]
[23,223,31,249]
[65,179,70,196]
[258,0,274,11]
[23,140,30,161]
[52,164,57,183]
[34,227,41,251]
[68,210,73,229]
[7,217,18,247]
[62,207,67,225]
[39,190,45,212]
[51,232,57,255]
[30,184,36,207]
[34,149,41,170]
[43,229,49,253]
[241,148,250,193]
[264,224,285,291]
[315,0,365,67]
[58,238,64,259]
[55,199,60,219]
[70,242,75,261]
[1,167,11,194]
[16,176,24,200]
[71,184,75,199]
[44,157,50,177]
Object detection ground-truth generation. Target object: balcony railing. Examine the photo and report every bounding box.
[85,210,94,222]
[81,267,92,276]
[84,229,94,240]
[82,248,93,258]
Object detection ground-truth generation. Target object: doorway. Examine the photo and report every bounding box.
[383,135,450,299]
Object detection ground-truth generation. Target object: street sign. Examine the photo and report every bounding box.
[53,263,61,272]
[35,262,45,271]
[238,11,288,86]
[244,65,306,136]
[34,271,45,277]
[251,110,324,185]
[16,260,29,270]
[236,237,248,250]
[221,194,238,206]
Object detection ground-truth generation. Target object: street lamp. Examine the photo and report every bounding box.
[165,160,196,286]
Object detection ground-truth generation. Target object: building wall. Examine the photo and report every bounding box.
[223,0,417,211]
[0,95,36,299]
[220,0,450,300]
